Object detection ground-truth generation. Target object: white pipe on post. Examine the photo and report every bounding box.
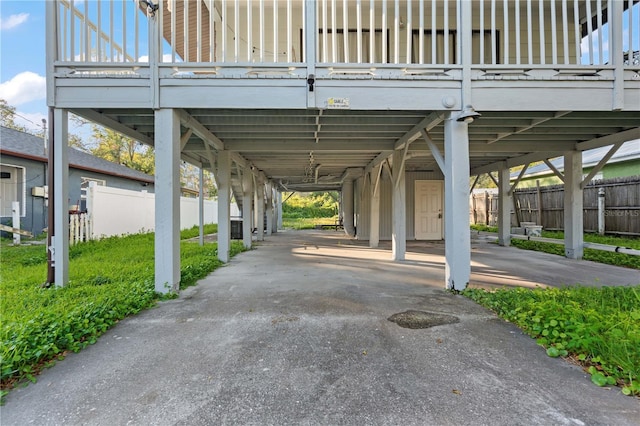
[598,187,606,235]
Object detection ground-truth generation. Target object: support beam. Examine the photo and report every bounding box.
[176,109,224,150]
[217,151,231,262]
[198,167,204,246]
[154,109,180,293]
[420,128,445,176]
[575,128,640,152]
[580,141,623,189]
[564,151,583,260]
[53,108,69,287]
[242,169,253,249]
[342,178,356,237]
[509,163,530,195]
[497,167,511,246]
[74,109,154,146]
[265,181,273,236]
[391,149,406,261]
[543,159,565,182]
[444,113,471,291]
[256,176,265,241]
[369,165,381,248]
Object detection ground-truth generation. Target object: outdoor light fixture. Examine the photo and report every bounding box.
[139,0,159,16]
[456,105,481,123]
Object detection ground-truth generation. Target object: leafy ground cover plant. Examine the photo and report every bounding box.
[463,286,640,396]
[0,231,246,397]
[282,217,338,230]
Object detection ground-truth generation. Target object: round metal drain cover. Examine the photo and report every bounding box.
[388,310,459,329]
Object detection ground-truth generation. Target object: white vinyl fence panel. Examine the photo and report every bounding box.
[87,185,238,239]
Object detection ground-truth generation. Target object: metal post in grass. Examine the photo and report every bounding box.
[598,187,606,235]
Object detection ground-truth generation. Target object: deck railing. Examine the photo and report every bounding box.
[52,0,640,69]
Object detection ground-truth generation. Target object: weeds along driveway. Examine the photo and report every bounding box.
[3,230,639,425]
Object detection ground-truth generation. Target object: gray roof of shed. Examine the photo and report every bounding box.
[0,126,154,183]
[511,139,640,179]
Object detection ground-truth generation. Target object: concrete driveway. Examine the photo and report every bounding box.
[3,230,639,425]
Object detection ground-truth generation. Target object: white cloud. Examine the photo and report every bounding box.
[0,13,29,31]
[0,72,46,106]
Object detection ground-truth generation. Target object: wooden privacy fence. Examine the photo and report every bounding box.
[470,176,640,236]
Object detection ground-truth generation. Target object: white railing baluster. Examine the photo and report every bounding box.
[573,0,580,65]
[405,0,411,64]
[431,0,436,64]
[491,0,496,64]
[234,0,239,62]
[209,0,214,61]
[527,0,533,64]
[597,0,603,64]
[331,0,337,62]
[109,0,113,61]
[586,0,593,64]
[551,0,557,64]
[504,0,509,64]
[443,0,449,64]
[198,0,203,62]
[248,0,253,61]
[344,0,349,63]
[629,0,634,63]
[382,0,387,63]
[538,0,545,64]
[184,0,189,62]
[63,4,68,61]
[273,0,278,63]
[85,0,90,61]
[515,0,521,64]
[357,0,362,64]
[158,0,163,62]
[322,0,328,61]
[171,0,176,62]
[562,0,569,64]
[70,0,76,61]
[479,0,485,64]
[370,0,375,63]
[418,0,423,64]
[260,0,264,62]
[287,0,291,62]
[97,0,102,61]
[394,0,399,64]
[301,0,305,62]
[222,0,227,62]
[122,0,127,62]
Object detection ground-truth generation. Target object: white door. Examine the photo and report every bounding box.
[415,180,443,240]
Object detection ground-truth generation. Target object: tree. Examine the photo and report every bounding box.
[0,98,29,133]
[90,125,155,174]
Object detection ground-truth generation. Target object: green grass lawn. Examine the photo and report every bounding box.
[282,216,339,230]
[464,285,640,396]
[0,229,245,397]
[470,225,640,269]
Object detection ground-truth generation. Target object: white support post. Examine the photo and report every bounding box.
[444,113,471,291]
[342,179,356,237]
[154,109,181,293]
[497,166,511,246]
[276,190,282,232]
[198,167,204,246]
[242,169,253,249]
[305,0,316,107]
[256,177,265,241]
[369,165,381,248]
[217,151,231,262]
[564,150,583,259]
[12,201,21,245]
[265,182,273,236]
[597,187,606,235]
[391,149,406,261]
[53,108,69,287]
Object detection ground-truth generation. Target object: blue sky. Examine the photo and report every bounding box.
[0,1,48,133]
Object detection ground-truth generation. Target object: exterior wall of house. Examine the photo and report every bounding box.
[356,170,444,241]
[0,156,47,236]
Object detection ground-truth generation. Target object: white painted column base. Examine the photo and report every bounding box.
[564,151,584,259]
[444,114,471,291]
[256,178,265,241]
[154,108,180,293]
[242,170,253,249]
[342,179,356,237]
[369,167,381,248]
[497,167,511,246]
[53,108,69,287]
[217,151,231,262]
[391,150,406,261]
